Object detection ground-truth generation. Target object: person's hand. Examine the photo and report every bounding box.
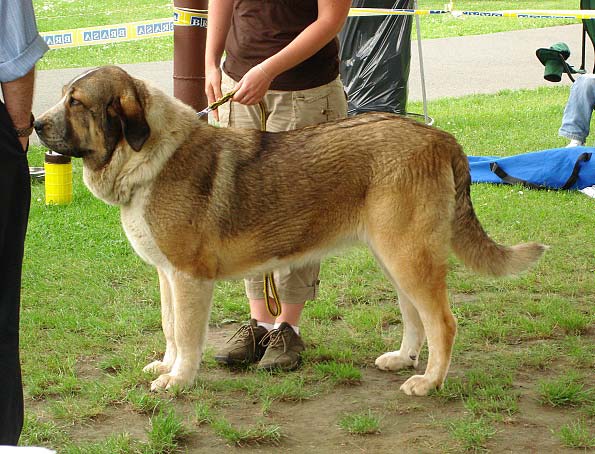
[232,64,274,106]
[205,65,223,121]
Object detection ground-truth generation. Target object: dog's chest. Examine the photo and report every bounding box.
[120,191,171,269]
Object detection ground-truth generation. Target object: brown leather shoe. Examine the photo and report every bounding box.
[214,319,268,365]
[257,322,305,371]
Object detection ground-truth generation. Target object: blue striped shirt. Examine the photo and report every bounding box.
[0,0,49,82]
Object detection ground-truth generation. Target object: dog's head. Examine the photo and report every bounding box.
[35,66,150,168]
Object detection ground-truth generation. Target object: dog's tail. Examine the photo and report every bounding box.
[450,144,546,277]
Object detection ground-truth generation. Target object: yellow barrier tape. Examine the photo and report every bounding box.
[348,8,595,19]
[498,10,595,19]
[41,7,209,48]
[41,8,595,50]
[173,7,208,27]
[41,17,173,49]
[348,8,447,17]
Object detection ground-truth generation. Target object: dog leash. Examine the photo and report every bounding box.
[254,101,282,317]
[253,101,282,317]
[199,92,282,317]
[263,272,281,317]
[196,90,237,118]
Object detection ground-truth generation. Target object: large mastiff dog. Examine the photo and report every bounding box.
[35,66,545,395]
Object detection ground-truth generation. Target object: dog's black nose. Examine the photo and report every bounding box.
[33,119,45,132]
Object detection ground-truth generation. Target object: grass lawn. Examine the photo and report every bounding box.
[19,0,595,452]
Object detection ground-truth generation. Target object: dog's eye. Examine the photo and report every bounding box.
[70,98,81,107]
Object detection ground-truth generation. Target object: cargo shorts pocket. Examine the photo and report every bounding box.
[291,81,347,129]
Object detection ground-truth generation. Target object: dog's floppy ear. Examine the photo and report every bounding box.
[104,99,123,154]
[112,85,150,151]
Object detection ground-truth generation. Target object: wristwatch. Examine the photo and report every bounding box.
[14,113,35,137]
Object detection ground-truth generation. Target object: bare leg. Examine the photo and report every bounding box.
[249,298,276,324]
[275,302,304,326]
[249,298,305,327]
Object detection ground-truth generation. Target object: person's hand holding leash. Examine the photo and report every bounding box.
[232,63,274,106]
[205,65,223,121]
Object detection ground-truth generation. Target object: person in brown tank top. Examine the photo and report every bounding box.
[205,0,351,371]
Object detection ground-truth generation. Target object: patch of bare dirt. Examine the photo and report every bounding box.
[32,325,590,453]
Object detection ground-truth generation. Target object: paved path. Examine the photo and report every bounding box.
[30,23,591,143]
[409,23,589,101]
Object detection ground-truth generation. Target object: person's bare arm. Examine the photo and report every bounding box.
[1,68,35,151]
[204,0,234,120]
[232,0,352,105]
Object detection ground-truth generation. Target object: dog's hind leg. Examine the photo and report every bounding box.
[369,231,456,396]
[398,282,456,396]
[150,271,214,391]
[375,286,426,371]
[143,268,177,376]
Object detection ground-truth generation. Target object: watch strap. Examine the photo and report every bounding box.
[14,113,35,137]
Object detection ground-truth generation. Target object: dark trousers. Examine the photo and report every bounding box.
[0,100,29,444]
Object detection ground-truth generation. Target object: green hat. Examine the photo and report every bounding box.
[536,42,572,82]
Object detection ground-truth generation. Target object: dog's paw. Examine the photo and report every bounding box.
[150,372,194,392]
[399,374,438,396]
[375,351,418,371]
[143,360,172,375]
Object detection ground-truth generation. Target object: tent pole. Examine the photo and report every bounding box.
[413,0,429,124]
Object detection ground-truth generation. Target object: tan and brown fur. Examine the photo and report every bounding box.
[35,66,545,395]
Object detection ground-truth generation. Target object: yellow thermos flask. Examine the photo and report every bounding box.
[44,151,72,205]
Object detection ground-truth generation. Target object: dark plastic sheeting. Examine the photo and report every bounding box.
[339,0,414,115]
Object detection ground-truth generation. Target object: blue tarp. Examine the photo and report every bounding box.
[469,147,595,190]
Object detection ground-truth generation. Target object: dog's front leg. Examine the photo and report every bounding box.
[143,268,177,375]
[150,270,213,391]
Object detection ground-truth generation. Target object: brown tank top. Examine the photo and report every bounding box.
[223,0,340,91]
